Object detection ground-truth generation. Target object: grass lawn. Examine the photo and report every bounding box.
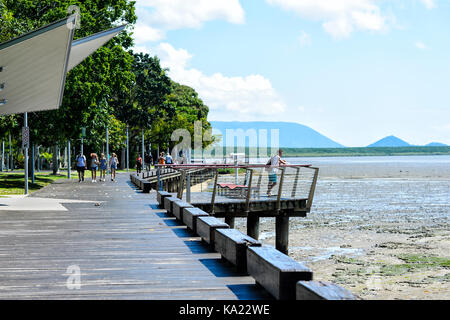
[0,168,139,195]
[0,171,78,195]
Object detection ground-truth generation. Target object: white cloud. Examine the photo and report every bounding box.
[419,0,436,10]
[153,43,286,117]
[134,0,245,42]
[266,0,388,38]
[133,23,165,44]
[415,41,428,50]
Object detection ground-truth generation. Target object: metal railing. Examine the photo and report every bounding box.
[155,163,319,214]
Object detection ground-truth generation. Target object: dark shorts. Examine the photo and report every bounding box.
[91,166,97,171]
[76,166,85,172]
[269,173,277,183]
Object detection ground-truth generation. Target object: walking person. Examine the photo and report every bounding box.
[75,151,87,182]
[158,152,166,165]
[109,152,119,181]
[266,149,287,197]
[99,153,107,182]
[144,152,152,171]
[90,153,99,182]
[165,152,173,165]
[136,154,143,174]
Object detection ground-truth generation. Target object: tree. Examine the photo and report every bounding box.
[1,0,137,167]
[150,81,214,151]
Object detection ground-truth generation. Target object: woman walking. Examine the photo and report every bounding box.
[110,152,119,182]
[99,153,107,182]
[75,151,87,182]
[90,153,99,182]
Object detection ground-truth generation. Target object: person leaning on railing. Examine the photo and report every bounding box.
[266,149,287,197]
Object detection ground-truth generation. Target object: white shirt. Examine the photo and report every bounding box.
[267,154,280,174]
[270,154,280,166]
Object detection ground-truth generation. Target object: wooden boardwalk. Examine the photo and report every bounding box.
[0,173,271,299]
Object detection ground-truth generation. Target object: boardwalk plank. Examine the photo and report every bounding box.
[0,173,271,300]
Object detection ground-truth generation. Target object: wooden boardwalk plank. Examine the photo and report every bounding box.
[0,173,271,300]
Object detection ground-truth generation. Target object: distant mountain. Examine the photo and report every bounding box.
[425,142,448,147]
[367,135,411,147]
[210,121,344,148]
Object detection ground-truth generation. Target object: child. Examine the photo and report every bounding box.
[90,153,99,182]
[110,152,119,182]
[99,153,107,182]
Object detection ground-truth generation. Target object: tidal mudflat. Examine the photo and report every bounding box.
[239,155,450,300]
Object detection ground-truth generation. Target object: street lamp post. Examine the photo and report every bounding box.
[126,125,129,172]
[106,126,109,174]
[67,140,71,179]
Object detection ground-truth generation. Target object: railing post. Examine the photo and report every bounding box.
[157,165,162,191]
[210,169,219,215]
[291,167,301,197]
[186,171,191,203]
[276,167,286,211]
[177,169,186,199]
[306,167,319,210]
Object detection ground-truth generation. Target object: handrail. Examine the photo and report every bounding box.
[155,163,312,169]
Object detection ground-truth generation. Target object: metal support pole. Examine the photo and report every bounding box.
[37,146,40,172]
[141,129,145,161]
[1,139,4,171]
[106,126,109,174]
[31,144,35,183]
[126,125,129,172]
[24,112,28,195]
[67,140,71,179]
[9,133,12,171]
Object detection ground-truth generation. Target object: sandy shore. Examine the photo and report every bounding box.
[233,157,450,300]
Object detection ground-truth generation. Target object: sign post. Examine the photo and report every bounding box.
[23,113,29,195]
[81,127,85,155]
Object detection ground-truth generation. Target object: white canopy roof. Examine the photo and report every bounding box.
[0,17,126,116]
[0,16,76,116]
[68,24,126,71]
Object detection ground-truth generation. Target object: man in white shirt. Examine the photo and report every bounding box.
[267,149,287,196]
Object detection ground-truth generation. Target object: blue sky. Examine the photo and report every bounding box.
[132,0,450,147]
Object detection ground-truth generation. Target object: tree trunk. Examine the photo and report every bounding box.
[52,145,59,175]
[121,147,125,170]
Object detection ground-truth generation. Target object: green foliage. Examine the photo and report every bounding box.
[0,0,213,168]
[150,81,213,151]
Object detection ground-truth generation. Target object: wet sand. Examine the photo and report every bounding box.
[237,156,450,300]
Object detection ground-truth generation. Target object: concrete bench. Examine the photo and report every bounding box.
[172,200,193,221]
[196,216,229,247]
[164,196,181,214]
[214,229,261,273]
[247,245,313,300]
[183,207,209,234]
[157,191,171,206]
[296,281,357,300]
